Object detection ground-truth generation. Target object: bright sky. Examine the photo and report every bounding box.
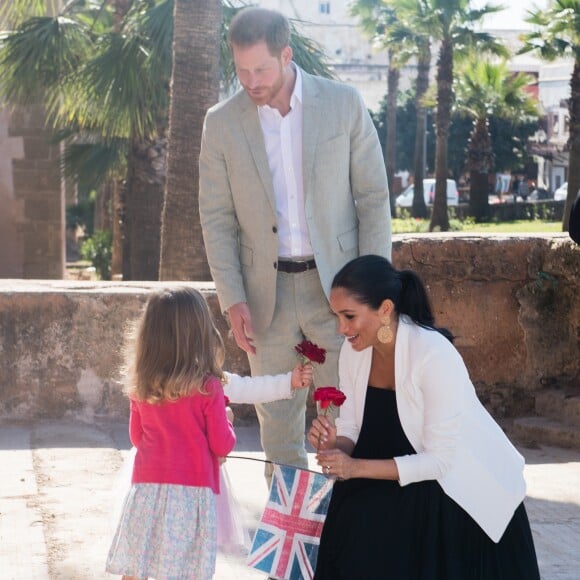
[474,0,550,30]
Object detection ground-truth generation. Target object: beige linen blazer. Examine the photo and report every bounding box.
[199,68,391,333]
[336,316,527,543]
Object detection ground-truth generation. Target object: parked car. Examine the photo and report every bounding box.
[528,187,552,201]
[554,182,568,201]
[395,179,459,208]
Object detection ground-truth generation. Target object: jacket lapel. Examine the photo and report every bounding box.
[239,92,277,214]
[301,71,320,199]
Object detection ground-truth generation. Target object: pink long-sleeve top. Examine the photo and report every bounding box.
[129,376,236,494]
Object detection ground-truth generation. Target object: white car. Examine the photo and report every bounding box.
[395,178,459,208]
[553,182,568,201]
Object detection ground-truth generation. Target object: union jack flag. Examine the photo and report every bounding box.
[247,464,334,580]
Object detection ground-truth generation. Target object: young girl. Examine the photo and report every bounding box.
[106,287,311,580]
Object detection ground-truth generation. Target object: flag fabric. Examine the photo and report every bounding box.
[247,464,334,580]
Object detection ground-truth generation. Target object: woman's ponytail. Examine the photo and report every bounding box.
[398,270,453,342]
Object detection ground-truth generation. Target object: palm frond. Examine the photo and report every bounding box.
[0,0,59,27]
[0,16,93,106]
[519,0,580,60]
[57,32,168,140]
[289,21,335,79]
[455,57,538,122]
[61,137,127,191]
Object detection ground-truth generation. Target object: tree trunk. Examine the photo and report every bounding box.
[412,41,430,219]
[385,51,399,218]
[467,117,493,220]
[430,37,453,232]
[563,58,580,232]
[159,0,220,281]
[110,0,132,280]
[124,137,166,280]
[111,178,124,278]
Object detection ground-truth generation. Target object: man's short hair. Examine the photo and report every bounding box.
[228,7,290,56]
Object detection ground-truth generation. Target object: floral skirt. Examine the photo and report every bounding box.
[106,483,216,580]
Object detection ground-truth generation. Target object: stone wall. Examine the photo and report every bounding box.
[0,105,65,279]
[0,234,578,422]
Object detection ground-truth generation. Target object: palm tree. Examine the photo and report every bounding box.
[159,0,220,281]
[350,0,506,227]
[383,0,433,218]
[350,1,408,216]
[519,0,580,233]
[424,0,507,231]
[0,0,173,280]
[455,58,538,219]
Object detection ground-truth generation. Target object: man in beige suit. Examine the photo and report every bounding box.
[199,7,391,481]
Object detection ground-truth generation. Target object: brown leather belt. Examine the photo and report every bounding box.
[276,258,317,273]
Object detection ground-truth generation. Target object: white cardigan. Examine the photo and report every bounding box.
[223,371,293,404]
[336,315,526,542]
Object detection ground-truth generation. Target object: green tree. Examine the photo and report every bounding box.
[520,0,580,232]
[455,58,538,219]
[0,0,173,280]
[423,0,507,231]
[351,0,507,227]
[351,0,434,217]
[159,0,220,281]
[371,91,436,178]
[373,92,536,206]
[350,1,405,216]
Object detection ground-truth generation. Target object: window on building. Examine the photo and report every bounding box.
[319,2,330,14]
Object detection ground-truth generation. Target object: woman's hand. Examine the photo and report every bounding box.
[291,363,314,390]
[316,448,356,480]
[307,414,337,451]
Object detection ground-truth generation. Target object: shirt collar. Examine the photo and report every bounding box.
[291,64,303,106]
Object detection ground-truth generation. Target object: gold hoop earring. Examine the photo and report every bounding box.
[377,316,393,344]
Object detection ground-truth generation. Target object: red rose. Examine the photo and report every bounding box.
[313,386,346,410]
[295,340,327,365]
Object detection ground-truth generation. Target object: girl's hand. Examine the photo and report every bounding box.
[307,414,337,451]
[226,406,234,423]
[291,363,313,390]
[316,448,355,480]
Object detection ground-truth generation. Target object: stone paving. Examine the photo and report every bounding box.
[1,418,579,579]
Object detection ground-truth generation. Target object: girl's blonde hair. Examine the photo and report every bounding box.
[124,287,225,403]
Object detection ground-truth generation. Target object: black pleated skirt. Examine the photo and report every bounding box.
[314,387,540,580]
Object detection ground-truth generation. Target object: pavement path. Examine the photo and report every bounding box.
[1,418,579,579]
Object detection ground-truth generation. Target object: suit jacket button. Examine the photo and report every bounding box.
[272,226,277,233]
[274,262,277,269]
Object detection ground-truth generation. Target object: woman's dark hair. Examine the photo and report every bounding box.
[332,255,453,342]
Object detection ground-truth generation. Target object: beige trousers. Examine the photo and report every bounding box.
[248,268,343,484]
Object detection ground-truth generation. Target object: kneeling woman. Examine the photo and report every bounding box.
[308,255,540,580]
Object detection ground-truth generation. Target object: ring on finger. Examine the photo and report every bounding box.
[324,465,330,474]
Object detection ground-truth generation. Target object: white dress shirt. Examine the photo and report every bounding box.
[258,65,313,258]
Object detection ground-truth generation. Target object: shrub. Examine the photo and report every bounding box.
[80,230,112,280]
